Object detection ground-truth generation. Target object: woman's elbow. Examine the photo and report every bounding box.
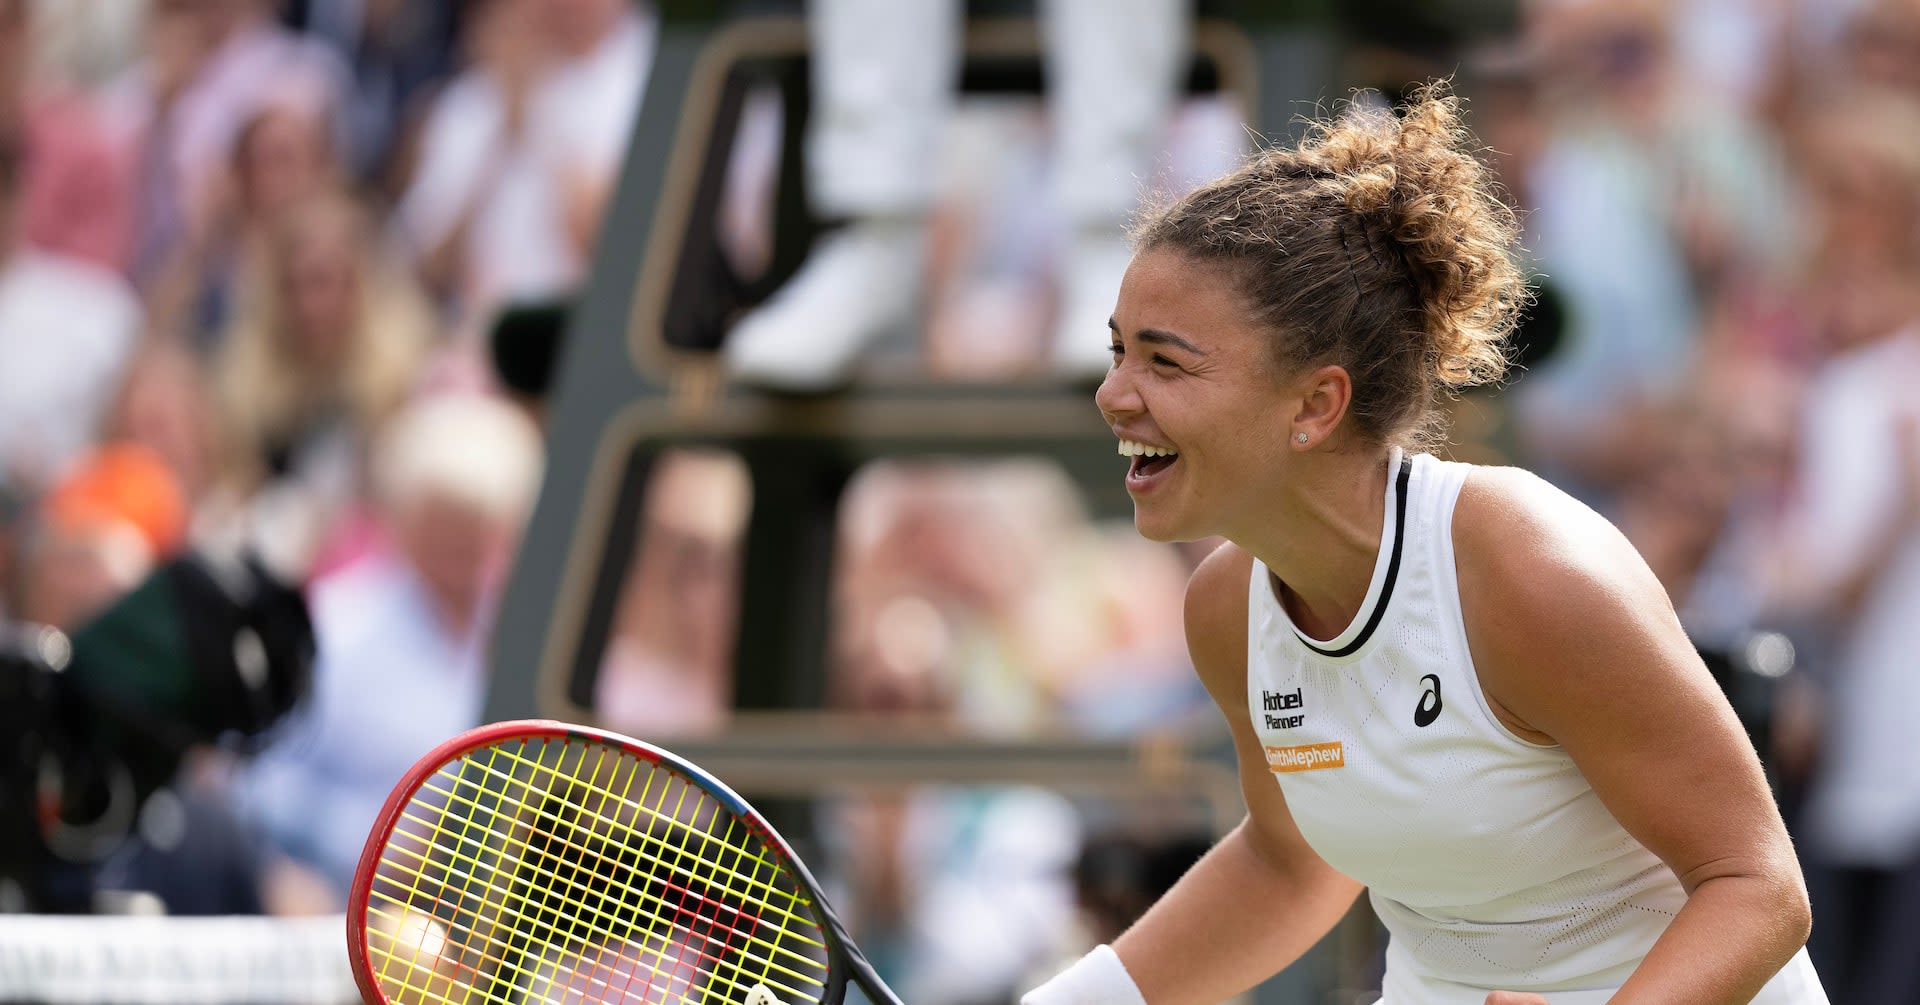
[1765,858,1814,950]
[1782,874,1813,949]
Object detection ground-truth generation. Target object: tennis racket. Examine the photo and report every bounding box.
[346,719,905,1005]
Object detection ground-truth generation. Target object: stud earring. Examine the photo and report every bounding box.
[1295,432,1309,444]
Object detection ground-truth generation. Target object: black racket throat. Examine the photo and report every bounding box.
[790,848,903,1005]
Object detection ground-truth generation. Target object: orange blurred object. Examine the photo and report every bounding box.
[42,442,191,558]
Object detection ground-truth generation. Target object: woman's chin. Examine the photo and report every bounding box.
[1130,509,1190,543]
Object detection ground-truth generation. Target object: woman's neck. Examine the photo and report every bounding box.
[1235,448,1394,641]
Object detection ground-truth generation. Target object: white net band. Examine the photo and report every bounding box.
[0,914,356,1005]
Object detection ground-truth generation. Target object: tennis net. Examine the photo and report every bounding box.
[0,914,356,1004]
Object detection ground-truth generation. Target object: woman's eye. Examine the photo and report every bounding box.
[1108,343,1124,357]
[1150,355,1180,369]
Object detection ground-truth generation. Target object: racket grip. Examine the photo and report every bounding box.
[1021,944,1150,1005]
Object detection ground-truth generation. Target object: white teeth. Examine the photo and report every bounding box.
[1117,439,1178,458]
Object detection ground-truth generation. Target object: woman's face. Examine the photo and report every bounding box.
[1095,247,1298,543]
[1814,157,1917,265]
[279,214,360,363]
[238,109,331,218]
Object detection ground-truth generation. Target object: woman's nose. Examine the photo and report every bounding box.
[1094,363,1136,423]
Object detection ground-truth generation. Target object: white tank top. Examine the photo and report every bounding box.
[1245,449,1827,1004]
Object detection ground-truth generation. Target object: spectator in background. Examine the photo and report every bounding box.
[1,0,136,271]
[293,0,461,190]
[1828,0,1920,98]
[150,100,346,343]
[237,392,543,904]
[833,460,1199,736]
[103,336,225,509]
[397,0,652,323]
[211,190,437,523]
[108,0,347,292]
[1504,0,1796,516]
[1786,92,1920,358]
[818,460,1202,1004]
[1764,89,1920,1004]
[0,132,143,493]
[533,0,653,258]
[594,449,749,737]
[13,442,189,632]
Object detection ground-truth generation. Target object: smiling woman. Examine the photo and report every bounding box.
[1030,83,1829,1005]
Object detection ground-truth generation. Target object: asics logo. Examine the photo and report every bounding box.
[1414,674,1442,727]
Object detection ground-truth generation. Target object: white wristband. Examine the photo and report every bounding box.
[1021,944,1150,1005]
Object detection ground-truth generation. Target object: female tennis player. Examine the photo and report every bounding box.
[1023,85,1827,1005]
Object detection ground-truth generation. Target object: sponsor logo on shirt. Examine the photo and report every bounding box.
[1264,741,1345,773]
[1261,687,1306,729]
[1414,674,1443,727]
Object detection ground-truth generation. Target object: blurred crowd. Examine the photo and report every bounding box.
[0,0,1918,1001]
[0,0,638,914]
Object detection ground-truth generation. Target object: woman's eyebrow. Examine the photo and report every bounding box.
[1108,318,1206,356]
[1139,328,1206,355]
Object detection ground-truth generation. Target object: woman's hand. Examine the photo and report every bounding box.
[1484,993,1552,1004]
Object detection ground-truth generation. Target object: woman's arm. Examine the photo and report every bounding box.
[1455,469,1812,1005]
[1108,544,1364,1005]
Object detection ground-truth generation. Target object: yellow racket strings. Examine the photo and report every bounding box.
[367,739,825,1004]
[396,743,829,976]
[365,737,830,1005]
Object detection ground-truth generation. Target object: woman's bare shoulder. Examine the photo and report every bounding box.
[1451,463,1695,740]
[1452,463,1649,592]
[1184,541,1254,704]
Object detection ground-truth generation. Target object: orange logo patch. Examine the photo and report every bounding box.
[1264,741,1345,773]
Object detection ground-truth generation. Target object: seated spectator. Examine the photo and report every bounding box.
[0,132,143,492]
[211,190,437,521]
[102,336,223,509]
[1,0,136,272]
[14,441,189,631]
[150,99,345,343]
[235,392,544,905]
[594,449,749,737]
[396,0,652,321]
[1764,87,1920,1004]
[107,0,348,291]
[294,0,461,189]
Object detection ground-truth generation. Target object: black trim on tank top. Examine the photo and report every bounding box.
[1296,455,1412,658]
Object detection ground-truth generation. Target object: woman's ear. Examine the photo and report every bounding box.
[1288,365,1353,449]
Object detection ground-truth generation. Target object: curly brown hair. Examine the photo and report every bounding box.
[1133,82,1525,450]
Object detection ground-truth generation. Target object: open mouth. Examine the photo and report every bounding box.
[1118,439,1180,490]
[1130,453,1178,479]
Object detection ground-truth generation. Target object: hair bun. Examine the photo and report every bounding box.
[1307,83,1525,389]
[1131,79,1526,449]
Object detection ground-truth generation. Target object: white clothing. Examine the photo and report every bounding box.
[1793,328,1920,866]
[728,0,1189,386]
[1038,0,1189,227]
[805,0,961,217]
[397,11,654,310]
[397,74,579,304]
[1246,450,1826,1003]
[0,250,142,484]
[236,552,490,891]
[539,10,657,187]
[805,0,1187,222]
